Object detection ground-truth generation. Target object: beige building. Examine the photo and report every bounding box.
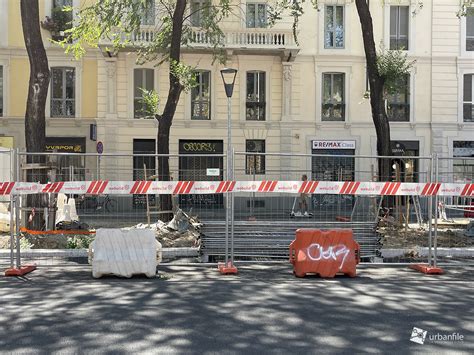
[0,0,473,187]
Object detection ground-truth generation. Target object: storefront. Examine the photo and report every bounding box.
[453,141,474,182]
[45,136,86,181]
[311,140,356,213]
[179,140,223,207]
[390,140,419,182]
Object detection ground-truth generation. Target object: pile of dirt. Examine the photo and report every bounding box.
[0,233,70,249]
[132,209,201,248]
[379,226,474,248]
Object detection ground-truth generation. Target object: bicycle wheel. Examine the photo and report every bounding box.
[105,198,118,213]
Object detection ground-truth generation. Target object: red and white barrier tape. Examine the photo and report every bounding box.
[0,180,473,197]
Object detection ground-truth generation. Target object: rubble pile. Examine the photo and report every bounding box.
[132,209,201,248]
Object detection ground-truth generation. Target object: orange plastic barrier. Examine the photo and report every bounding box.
[19,227,95,235]
[289,229,360,278]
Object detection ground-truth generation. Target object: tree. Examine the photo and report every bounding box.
[62,0,230,220]
[20,0,51,229]
[354,0,391,180]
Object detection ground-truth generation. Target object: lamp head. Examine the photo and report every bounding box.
[220,68,237,98]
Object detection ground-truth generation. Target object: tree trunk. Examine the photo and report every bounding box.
[21,0,50,229]
[355,0,392,181]
[156,0,186,221]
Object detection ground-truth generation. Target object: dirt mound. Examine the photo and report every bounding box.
[379,227,474,248]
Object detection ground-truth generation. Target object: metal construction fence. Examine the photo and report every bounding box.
[0,150,473,269]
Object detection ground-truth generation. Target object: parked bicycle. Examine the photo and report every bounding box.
[76,194,117,213]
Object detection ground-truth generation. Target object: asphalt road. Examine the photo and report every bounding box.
[0,264,473,354]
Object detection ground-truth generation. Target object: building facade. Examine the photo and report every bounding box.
[0,0,473,185]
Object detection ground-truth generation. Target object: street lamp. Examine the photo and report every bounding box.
[220,68,238,274]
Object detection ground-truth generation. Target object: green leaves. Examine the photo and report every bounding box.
[138,88,160,118]
[457,0,474,17]
[377,46,415,96]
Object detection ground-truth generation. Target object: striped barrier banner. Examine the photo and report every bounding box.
[0,181,473,197]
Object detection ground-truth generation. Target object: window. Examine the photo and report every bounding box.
[134,68,154,118]
[246,71,266,121]
[324,5,344,48]
[390,6,409,50]
[190,0,209,27]
[52,0,73,34]
[51,67,75,117]
[387,74,410,122]
[191,70,211,120]
[453,141,474,183]
[246,3,267,28]
[140,0,155,26]
[246,140,265,174]
[322,73,345,121]
[0,65,3,117]
[467,8,474,51]
[464,74,474,122]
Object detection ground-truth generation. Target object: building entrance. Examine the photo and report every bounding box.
[179,140,223,207]
[311,140,356,215]
[133,139,156,208]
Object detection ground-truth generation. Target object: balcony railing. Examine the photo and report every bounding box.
[128,28,297,50]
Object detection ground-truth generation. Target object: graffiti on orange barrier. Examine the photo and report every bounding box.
[306,243,350,269]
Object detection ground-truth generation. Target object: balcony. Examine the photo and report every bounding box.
[100,28,299,59]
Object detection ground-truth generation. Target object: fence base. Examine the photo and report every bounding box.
[218,261,238,275]
[409,264,444,275]
[5,264,37,277]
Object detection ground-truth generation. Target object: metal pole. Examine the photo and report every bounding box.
[15,148,21,269]
[231,148,235,265]
[427,155,433,267]
[97,155,101,180]
[15,195,21,269]
[433,153,439,268]
[225,96,231,265]
[9,196,15,269]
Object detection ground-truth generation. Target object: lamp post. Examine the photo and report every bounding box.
[220,68,238,274]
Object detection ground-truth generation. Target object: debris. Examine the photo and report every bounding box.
[465,221,474,238]
[131,208,201,248]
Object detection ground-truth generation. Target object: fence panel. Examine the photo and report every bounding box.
[437,156,474,222]
[5,151,472,268]
[0,148,14,267]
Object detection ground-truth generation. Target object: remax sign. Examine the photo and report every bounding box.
[312,140,356,150]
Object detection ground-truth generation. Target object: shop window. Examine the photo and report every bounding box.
[246,139,265,175]
[390,6,409,50]
[45,137,86,181]
[246,3,267,28]
[0,65,3,117]
[51,67,75,117]
[190,0,210,27]
[246,71,266,121]
[140,0,155,26]
[322,73,345,121]
[134,68,154,118]
[387,74,410,122]
[467,8,474,51]
[191,70,211,120]
[453,141,474,182]
[324,5,344,49]
[464,74,474,122]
